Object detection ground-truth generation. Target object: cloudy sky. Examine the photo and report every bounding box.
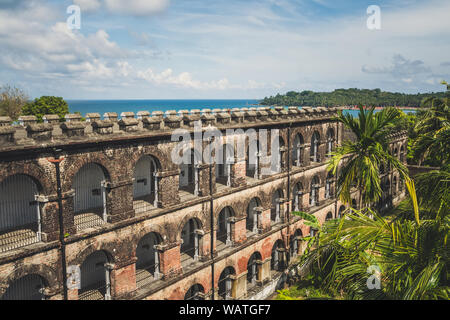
[0,0,449,99]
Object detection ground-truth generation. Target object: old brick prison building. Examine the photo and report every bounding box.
[0,106,408,300]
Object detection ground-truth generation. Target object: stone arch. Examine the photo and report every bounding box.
[128,147,168,173]
[132,223,169,246]
[62,153,114,191]
[70,243,116,267]
[0,264,60,298]
[217,265,236,300]
[271,239,287,271]
[270,188,284,224]
[176,212,206,239]
[0,162,53,195]
[184,283,206,300]
[246,251,263,285]
[214,202,239,223]
[216,206,235,246]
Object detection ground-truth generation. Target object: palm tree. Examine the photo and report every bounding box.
[412,81,449,166]
[327,105,408,209]
[293,173,449,300]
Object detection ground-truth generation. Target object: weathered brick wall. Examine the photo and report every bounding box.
[0,108,407,300]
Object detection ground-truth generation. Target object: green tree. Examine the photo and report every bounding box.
[0,84,29,120]
[292,170,449,300]
[412,81,449,166]
[327,105,408,208]
[22,96,69,122]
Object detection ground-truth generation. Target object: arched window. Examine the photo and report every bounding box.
[271,189,283,224]
[271,135,286,173]
[290,229,303,258]
[326,128,335,156]
[136,232,162,288]
[0,174,42,252]
[351,199,357,211]
[292,182,304,211]
[180,218,202,266]
[292,134,304,167]
[246,139,259,179]
[310,131,320,163]
[216,144,234,187]
[309,176,320,207]
[393,176,398,196]
[73,163,108,231]
[1,274,46,300]
[247,252,262,288]
[79,250,112,300]
[133,156,159,213]
[218,266,236,300]
[185,284,205,300]
[325,172,334,199]
[400,145,406,162]
[246,198,261,234]
[180,148,201,195]
[271,240,286,272]
[325,212,333,221]
[338,205,346,219]
[217,207,234,248]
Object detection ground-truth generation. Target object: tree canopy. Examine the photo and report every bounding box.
[21,96,69,122]
[0,85,29,121]
[260,88,446,107]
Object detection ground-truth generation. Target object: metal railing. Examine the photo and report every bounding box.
[0,225,40,253]
[78,282,110,300]
[74,210,105,232]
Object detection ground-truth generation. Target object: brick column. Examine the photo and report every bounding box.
[259,207,271,232]
[36,194,59,242]
[198,229,211,261]
[233,272,248,299]
[230,158,246,187]
[110,258,137,298]
[304,144,311,166]
[105,179,135,223]
[157,241,183,279]
[259,257,272,284]
[229,216,247,245]
[156,170,180,207]
[197,163,214,196]
[60,189,77,236]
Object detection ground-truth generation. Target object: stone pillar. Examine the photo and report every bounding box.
[61,189,77,236]
[304,144,311,166]
[229,216,247,245]
[34,194,59,242]
[197,163,214,196]
[230,158,247,187]
[260,258,272,284]
[197,229,211,261]
[233,272,248,300]
[104,179,135,223]
[110,258,137,298]
[156,170,180,207]
[157,241,183,279]
[260,208,271,232]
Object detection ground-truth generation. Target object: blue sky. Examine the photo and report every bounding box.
[0,0,449,99]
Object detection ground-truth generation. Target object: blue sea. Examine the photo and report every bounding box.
[67,99,261,116]
[67,99,417,118]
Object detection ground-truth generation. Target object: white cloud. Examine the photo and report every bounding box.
[136,68,234,90]
[104,0,169,16]
[73,0,101,12]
